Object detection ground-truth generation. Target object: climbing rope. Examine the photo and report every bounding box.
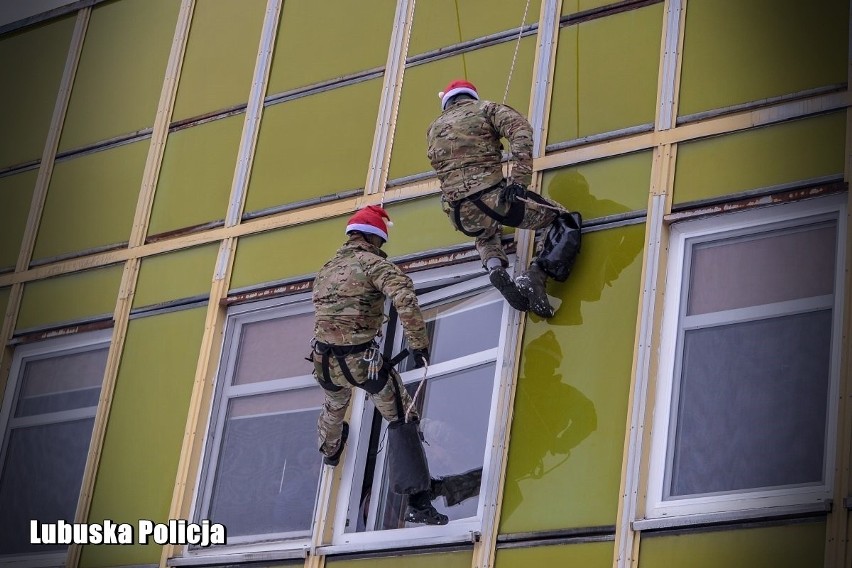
[503,0,533,105]
[405,364,429,422]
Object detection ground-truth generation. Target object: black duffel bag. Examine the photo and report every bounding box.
[537,211,582,282]
[386,419,431,495]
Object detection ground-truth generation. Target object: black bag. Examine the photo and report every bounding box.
[537,212,582,282]
[386,419,431,494]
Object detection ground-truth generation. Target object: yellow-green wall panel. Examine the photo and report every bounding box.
[17,264,122,331]
[500,224,645,533]
[0,287,10,323]
[268,0,397,93]
[548,4,662,144]
[383,195,471,258]
[231,217,342,290]
[679,0,848,117]
[327,551,472,568]
[408,0,541,56]
[673,112,846,205]
[81,307,206,568]
[638,521,825,568]
[172,0,266,120]
[0,170,37,270]
[59,0,180,151]
[542,151,652,220]
[562,0,620,15]
[133,244,218,309]
[33,140,149,261]
[0,16,74,168]
[149,115,242,236]
[389,37,535,182]
[246,79,382,214]
[496,540,613,567]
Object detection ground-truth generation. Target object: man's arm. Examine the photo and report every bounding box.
[487,102,534,187]
[367,257,430,352]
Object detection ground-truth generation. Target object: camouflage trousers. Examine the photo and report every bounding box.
[313,349,418,458]
[441,182,564,268]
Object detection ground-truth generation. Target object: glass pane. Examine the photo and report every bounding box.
[59,0,180,151]
[547,5,662,144]
[207,389,323,538]
[33,140,149,262]
[0,418,95,555]
[15,347,107,417]
[673,112,846,206]
[0,16,74,168]
[0,170,37,270]
[669,310,831,498]
[268,0,397,93]
[232,312,316,385]
[400,290,503,371]
[687,224,836,316]
[408,0,541,56]
[172,0,266,120]
[679,0,848,117]
[368,363,495,531]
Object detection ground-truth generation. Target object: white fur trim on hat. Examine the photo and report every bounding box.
[345,222,388,242]
[441,86,479,110]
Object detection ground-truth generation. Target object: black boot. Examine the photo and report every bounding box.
[405,491,448,525]
[430,467,483,507]
[515,263,555,318]
[323,422,349,466]
[489,266,529,312]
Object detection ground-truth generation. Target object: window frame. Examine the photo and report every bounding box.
[644,195,846,522]
[187,292,320,559]
[327,264,518,552]
[0,328,111,568]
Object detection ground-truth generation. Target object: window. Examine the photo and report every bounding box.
[332,270,512,548]
[0,330,110,563]
[645,195,845,521]
[192,298,322,553]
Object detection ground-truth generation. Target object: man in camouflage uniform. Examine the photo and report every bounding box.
[311,205,447,525]
[427,79,578,318]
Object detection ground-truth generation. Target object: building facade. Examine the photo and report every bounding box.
[0,0,850,567]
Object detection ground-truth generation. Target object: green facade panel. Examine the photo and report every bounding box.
[389,37,535,182]
[172,0,266,121]
[0,15,74,168]
[246,78,383,215]
[383,195,470,258]
[81,307,206,568]
[17,264,123,331]
[638,521,826,568]
[562,0,622,15]
[548,3,662,144]
[268,0,397,93]
[541,150,652,220]
[0,287,10,323]
[496,540,613,567]
[0,170,37,270]
[408,0,541,56]
[327,550,472,568]
[679,0,848,117]
[673,112,846,205]
[500,224,645,533]
[149,115,242,237]
[59,0,180,151]
[33,140,149,261]
[133,244,218,309]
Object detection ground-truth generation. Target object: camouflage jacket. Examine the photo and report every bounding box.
[426,98,533,203]
[313,236,429,351]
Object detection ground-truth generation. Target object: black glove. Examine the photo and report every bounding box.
[502,182,527,203]
[412,348,430,369]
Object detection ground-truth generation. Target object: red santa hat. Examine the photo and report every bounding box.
[438,79,479,111]
[345,205,393,242]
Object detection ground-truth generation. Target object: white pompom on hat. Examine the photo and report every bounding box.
[345,205,393,242]
[438,79,479,111]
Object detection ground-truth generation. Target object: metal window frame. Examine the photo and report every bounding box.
[0,328,111,568]
[643,194,847,522]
